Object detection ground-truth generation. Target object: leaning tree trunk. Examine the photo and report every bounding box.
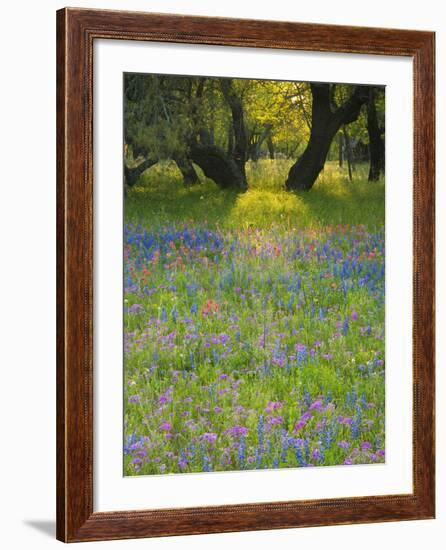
[267,136,275,160]
[227,123,234,157]
[220,79,248,188]
[343,126,354,181]
[367,88,385,181]
[249,123,272,161]
[189,143,247,191]
[174,155,200,186]
[285,84,369,191]
[338,132,344,167]
[124,157,158,187]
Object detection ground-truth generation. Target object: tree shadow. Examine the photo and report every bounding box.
[294,179,385,228]
[23,519,56,538]
[126,162,241,227]
[127,159,384,230]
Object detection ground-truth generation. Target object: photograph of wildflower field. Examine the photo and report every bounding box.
[123,73,385,475]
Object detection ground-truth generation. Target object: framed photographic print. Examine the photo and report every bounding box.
[56,7,435,542]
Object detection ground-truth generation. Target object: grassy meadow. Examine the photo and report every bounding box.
[123,160,385,475]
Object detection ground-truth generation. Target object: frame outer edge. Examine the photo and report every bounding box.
[56,7,67,543]
[57,7,94,542]
[414,31,435,518]
[56,7,436,542]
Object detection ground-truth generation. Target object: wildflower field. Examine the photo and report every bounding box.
[124,160,385,475]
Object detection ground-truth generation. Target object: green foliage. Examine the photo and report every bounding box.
[124,74,384,171]
[124,73,197,160]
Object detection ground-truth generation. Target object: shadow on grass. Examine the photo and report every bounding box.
[297,180,385,229]
[126,161,240,228]
[125,160,384,230]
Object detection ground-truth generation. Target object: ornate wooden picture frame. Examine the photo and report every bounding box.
[56,7,435,542]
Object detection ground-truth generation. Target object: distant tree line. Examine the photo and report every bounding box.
[124,73,385,192]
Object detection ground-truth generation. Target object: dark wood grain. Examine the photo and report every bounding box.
[56,7,435,542]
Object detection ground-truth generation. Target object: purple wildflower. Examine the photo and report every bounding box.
[159,421,173,432]
[265,401,283,413]
[294,420,306,431]
[128,303,143,314]
[311,448,322,460]
[294,412,312,432]
[128,394,141,404]
[224,425,249,437]
[265,415,283,426]
[309,400,323,411]
[201,432,218,444]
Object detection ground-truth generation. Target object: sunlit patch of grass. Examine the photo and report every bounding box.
[125,159,384,231]
[229,189,312,230]
[246,158,293,191]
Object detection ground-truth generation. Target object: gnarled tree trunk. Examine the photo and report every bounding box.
[174,155,200,186]
[189,143,247,191]
[285,84,369,191]
[367,88,385,181]
[124,157,158,187]
[220,79,248,188]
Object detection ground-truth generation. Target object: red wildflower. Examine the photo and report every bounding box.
[201,299,220,316]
